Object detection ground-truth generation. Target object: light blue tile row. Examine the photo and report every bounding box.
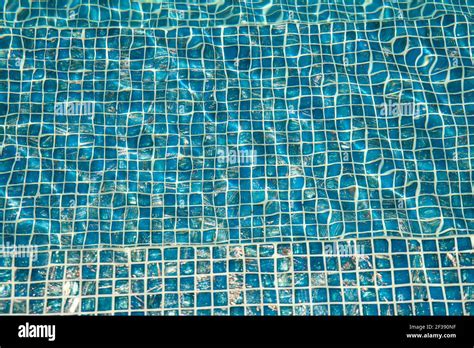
[0,0,472,28]
[0,237,472,315]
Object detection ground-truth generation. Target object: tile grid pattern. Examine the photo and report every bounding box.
[0,237,472,315]
[0,3,473,315]
[1,17,473,248]
[1,0,473,28]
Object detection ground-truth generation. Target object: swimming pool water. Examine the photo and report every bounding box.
[0,0,472,315]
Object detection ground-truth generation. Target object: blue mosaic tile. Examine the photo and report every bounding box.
[0,237,471,315]
[0,0,472,28]
[0,16,473,249]
[0,1,473,316]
